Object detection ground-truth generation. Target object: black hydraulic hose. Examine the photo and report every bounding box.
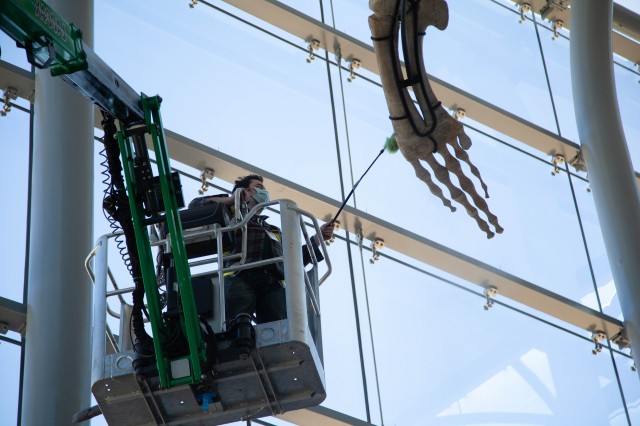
[100,150,133,275]
[101,114,134,274]
[100,112,153,354]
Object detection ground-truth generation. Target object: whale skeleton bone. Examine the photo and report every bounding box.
[368,0,503,238]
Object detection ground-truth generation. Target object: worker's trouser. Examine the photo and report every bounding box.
[225,269,286,324]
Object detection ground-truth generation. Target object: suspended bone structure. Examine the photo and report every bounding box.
[368,0,503,238]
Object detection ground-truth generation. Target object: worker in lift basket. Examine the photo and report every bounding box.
[189,174,335,325]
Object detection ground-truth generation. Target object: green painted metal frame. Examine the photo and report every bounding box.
[0,0,87,75]
[141,95,204,386]
[116,127,171,388]
[0,0,208,390]
[115,99,205,388]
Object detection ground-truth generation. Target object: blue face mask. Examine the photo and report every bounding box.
[252,188,270,204]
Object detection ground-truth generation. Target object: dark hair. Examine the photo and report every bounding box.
[232,174,263,192]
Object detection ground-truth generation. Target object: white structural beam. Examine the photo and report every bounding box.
[613,2,640,43]
[0,61,35,103]
[0,296,26,336]
[278,405,373,426]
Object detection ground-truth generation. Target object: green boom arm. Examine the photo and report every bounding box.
[1,0,144,124]
[0,0,85,74]
[1,0,205,389]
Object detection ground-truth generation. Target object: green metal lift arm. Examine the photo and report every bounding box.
[1,0,205,389]
[0,0,144,124]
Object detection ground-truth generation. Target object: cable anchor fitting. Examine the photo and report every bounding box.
[347,59,361,82]
[630,349,638,371]
[370,238,385,264]
[198,167,215,195]
[552,20,564,40]
[519,3,531,23]
[483,286,498,310]
[188,0,198,8]
[306,39,321,63]
[568,150,587,173]
[453,107,466,121]
[591,331,607,355]
[610,328,631,350]
[551,154,565,176]
[1,87,18,117]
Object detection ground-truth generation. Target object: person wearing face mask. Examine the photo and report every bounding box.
[189,174,335,324]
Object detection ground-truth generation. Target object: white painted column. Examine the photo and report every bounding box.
[281,200,308,343]
[570,0,640,371]
[21,0,95,423]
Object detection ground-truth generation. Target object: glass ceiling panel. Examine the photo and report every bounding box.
[0,31,31,70]
[326,62,376,204]
[95,0,343,201]
[329,0,376,44]
[0,109,29,303]
[614,351,640,425]
[349,236,386,426]
[614,62,640,172]
[361,255,631,425]
[357,238,638,414]
[0,342,20,425]
[571,175,623,321]
[278,0,323,22]
[317,238,369,420]
[536,27,577,142]
[378,243,616,346]
[424,0,558,134]
[463,117,565,166]
[616,0,640,15]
